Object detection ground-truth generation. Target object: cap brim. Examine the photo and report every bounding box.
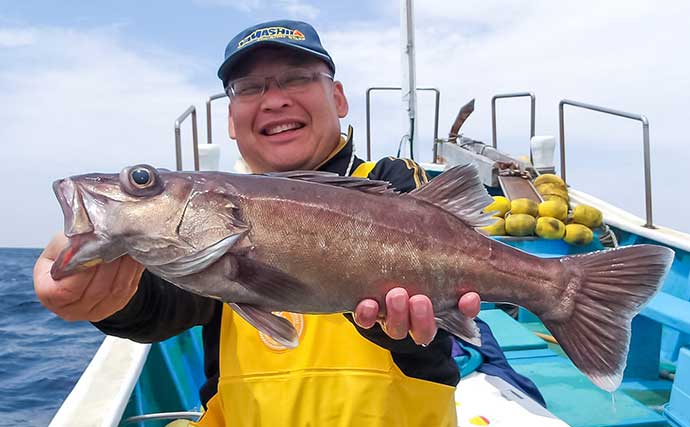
[217,40,335,84]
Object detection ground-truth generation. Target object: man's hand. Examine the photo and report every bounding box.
[33,233,145,322]
[354,288,481,346]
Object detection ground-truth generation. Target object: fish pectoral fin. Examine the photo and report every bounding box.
[405,164,495,228]
[234,256,314,306]
[229,303,299,348]
[148,233,245,278]
[435,310,481,346]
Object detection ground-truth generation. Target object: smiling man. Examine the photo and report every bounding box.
[33,19,542,427]
[224,47,347,173]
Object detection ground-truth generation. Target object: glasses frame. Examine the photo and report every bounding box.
[225,68,334,101]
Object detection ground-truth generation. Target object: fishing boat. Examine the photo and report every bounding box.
[48,5,690,427]
[47,86,690,427]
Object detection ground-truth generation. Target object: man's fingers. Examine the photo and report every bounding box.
[34,256,97,311]
[85,256,143,321]
[354,299,380,329]
[408,294,437,346]
[57,259,122,321]
[383,288,409,340]
[458,292,481,318]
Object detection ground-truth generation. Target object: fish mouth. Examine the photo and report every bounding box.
[50,178,105,280]
[51,233,105,280]
[53,178,95,237]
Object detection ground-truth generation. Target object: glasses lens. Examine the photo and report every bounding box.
[278,69,316,91]
[231,77,264,98]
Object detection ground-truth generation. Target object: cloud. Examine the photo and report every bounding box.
[194,0,320,19]
[281,1,320,20]
[0,28,36,47]
[0,25,235,247]
[324,0,690,233]
[2,2,689,247]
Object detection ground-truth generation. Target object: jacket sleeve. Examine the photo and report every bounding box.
[345,156,460,386]
[93,270,219,343]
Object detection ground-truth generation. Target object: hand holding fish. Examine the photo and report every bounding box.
[33,233,145,322]
[354,288,480,345]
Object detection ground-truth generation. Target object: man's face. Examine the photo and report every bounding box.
[227,48,348,173]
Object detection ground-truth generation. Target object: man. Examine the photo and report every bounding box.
[34,20,540,426]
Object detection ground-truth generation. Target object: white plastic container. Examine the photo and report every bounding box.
[198,144,221,171]
[530,135,556,173]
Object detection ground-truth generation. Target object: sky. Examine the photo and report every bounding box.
[1,0,689,248]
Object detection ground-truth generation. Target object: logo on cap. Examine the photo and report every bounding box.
[238,26,306,49]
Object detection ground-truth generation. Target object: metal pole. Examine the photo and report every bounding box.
[174,105,199,171]
[366,88,373,161]
[491,97,497,149]
[191,109,199,171]
[432,88,440,141]
[205,93,227,145]
[559,99,654,228]
[559,102,566,183]
[365,86,440,162]
[432,89,440,163]
[491,92,536,149]
[642,118,653,228]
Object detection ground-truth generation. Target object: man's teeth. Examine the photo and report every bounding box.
[265,122,303,136]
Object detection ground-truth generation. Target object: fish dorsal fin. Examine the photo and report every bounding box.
[405,164,495,227]
[266,171,396,195]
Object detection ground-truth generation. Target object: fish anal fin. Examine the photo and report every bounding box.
[229,303,298,348]
[435,310,481,346]
[544,244,675,391]
[405,164,495,228]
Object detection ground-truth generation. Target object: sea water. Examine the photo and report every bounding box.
[0,248,103,426]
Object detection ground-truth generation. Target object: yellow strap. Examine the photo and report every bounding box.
[351,161,376,178]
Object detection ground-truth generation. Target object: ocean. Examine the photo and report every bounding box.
[0,248,103,426]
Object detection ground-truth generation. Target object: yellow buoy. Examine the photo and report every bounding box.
[571,204,603,228]
[564,223,594,245]
[483,196,511,218]
[480,217,506,236]
[538,200,568,221]
[534,173,566,188]
[505,213,537,236]
[510,198,539,217]
[542,194,570,208]
[538,185,569,202]
[535,217,566,239]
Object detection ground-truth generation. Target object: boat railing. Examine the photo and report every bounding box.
[174,105,200,171]
[206,93,228,145]
[491,92,536,151]
[559,99,654,228]
[123,411,203,424]
[365,86,440,161]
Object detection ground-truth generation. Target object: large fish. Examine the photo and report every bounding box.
[50,163,674,391]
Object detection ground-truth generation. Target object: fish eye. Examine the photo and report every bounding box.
[130,167,153,188]
[119,164,163,197]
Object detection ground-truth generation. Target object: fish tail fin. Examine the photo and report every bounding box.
[544,244,674,391]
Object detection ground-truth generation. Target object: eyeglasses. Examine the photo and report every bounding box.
[225,68,334,102]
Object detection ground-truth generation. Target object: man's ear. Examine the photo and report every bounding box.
[333,81,349,118]
[227,103,237,140]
